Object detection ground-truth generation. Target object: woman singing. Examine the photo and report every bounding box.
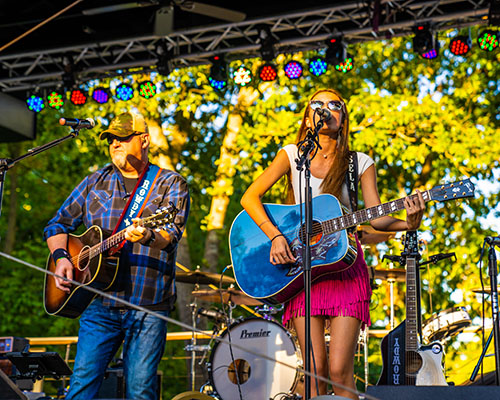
[240,89,425,398]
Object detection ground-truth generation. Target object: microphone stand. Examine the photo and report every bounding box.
[0,128,81,234]
[295,113,324,400]
[470,239,500,384]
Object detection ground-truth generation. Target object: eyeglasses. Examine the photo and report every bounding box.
[107,133,139,145]
[309,100,344,112]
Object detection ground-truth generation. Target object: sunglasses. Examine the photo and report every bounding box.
[309,100,344,112]
[107,133,139,145]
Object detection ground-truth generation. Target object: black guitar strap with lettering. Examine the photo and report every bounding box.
[346,150,358,212]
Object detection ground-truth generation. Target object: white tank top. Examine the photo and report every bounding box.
[282,144,374,211]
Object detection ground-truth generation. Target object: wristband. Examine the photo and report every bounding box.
[141,229,156,247]
[52,248,70,262]
[270,233,284,242]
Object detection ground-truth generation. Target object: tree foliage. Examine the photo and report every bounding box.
[0,26,499,395]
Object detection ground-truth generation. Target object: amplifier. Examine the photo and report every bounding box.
[0,337,29,354]
[97,369,162,399]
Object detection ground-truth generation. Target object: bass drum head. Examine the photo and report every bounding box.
[208,317,299,400]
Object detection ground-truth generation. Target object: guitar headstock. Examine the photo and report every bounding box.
[142,202,179,231]
[429,179,475,202]
[403,230,419,258]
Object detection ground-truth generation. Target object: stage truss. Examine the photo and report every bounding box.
[0,0,490,93]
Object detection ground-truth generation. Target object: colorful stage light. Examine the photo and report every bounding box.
[116,83,134,101]
[26,95,45,112]
[413,25,439,59]
[258,63,277,81]
[449,35,471,56]
[233,65,252,86]
[335,56,354,73]
[284,61,303,79]
[477,30,499,52]
[70,89,87,105]
[209,77,227,90]
[47,91,64,110]
[209,55,227,90]
[309,57,328,76]
[138,81,157,99]
[92,87,110,104]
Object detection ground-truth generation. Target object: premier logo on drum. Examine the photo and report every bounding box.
[240,328,272,339]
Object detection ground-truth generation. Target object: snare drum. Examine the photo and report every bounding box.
[422,306,471,343]
[208,317,300,400]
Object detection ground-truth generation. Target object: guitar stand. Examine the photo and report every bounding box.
[470,240,500,385]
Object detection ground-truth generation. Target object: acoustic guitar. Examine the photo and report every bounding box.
[378,231,448,385]
[44,205,177,318]
[229,179,475,304]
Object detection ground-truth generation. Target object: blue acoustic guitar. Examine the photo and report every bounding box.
[229,179,475,305]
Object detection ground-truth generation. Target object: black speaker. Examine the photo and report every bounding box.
[0,369,27,400]
[97,369,162,399]
[366,385,500,400]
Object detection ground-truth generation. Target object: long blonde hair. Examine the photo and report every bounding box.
[285,89,351,203]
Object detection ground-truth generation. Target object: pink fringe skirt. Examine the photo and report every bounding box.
[282,237,372,328]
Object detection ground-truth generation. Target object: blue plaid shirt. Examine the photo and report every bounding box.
[44,163,190,309]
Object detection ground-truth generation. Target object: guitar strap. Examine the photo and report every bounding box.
[109,162,162,253]
[346,150,358,212]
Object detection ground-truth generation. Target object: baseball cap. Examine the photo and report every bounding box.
[99,112,149,140]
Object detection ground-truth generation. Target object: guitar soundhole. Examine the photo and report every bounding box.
[298,220,323,245]
[406,350,423,374]
[77,246,91,272]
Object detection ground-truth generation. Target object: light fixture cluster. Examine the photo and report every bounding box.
[414,25,499,59]
[26,81,157,112]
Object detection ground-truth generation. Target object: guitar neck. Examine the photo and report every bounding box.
[323,190,431,235]
[405,257,419,352]
[86,229,127,259]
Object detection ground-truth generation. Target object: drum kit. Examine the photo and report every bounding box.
[175,267,303,400]
[174,227,473,399]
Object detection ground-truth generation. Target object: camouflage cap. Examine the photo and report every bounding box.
[99,112,148,140]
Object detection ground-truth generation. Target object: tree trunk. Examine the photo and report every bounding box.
[202,86,266,272]
[2,144,21,254]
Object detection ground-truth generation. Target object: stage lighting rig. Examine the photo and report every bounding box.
[284,61,303,79]
[325,37,345,66]
[449,35,472,56]
[413,25,439,59]
[258,25,276,62]
[309,57,328,76]
[258,63,278,81]
[116,83,134,101]
[155,39,173,77]
[138,81,157,99]
[233,65,252,86]
[26,94,45,112]
[477,30,499,51]
[209,55,227,90]
[47,91,64,110]
[70,89,87,105]
[92,87,110,104]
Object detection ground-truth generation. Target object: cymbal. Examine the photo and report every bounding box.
[358,225,396,245]
[192,289,262,306]
[176,270,235,286]
[373,268,406,282]
[472,287,500,294]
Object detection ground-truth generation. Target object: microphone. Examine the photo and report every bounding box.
[59,117,95,129]
[485,236,500,246]
[197,307,226,322]
[315,108,331,121]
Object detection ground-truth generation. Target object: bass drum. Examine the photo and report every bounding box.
[208,317,300,400]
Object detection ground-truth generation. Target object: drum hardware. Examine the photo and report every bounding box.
[191,287,263,306]
[176,269,236,286]
[254,304,283,320]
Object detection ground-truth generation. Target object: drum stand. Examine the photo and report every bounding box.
[185,298,211,391]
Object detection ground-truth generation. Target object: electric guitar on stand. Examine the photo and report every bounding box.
[378,231,448,386]
[44,205,178,319]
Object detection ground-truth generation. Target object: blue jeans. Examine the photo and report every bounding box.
[66,298,168,400]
